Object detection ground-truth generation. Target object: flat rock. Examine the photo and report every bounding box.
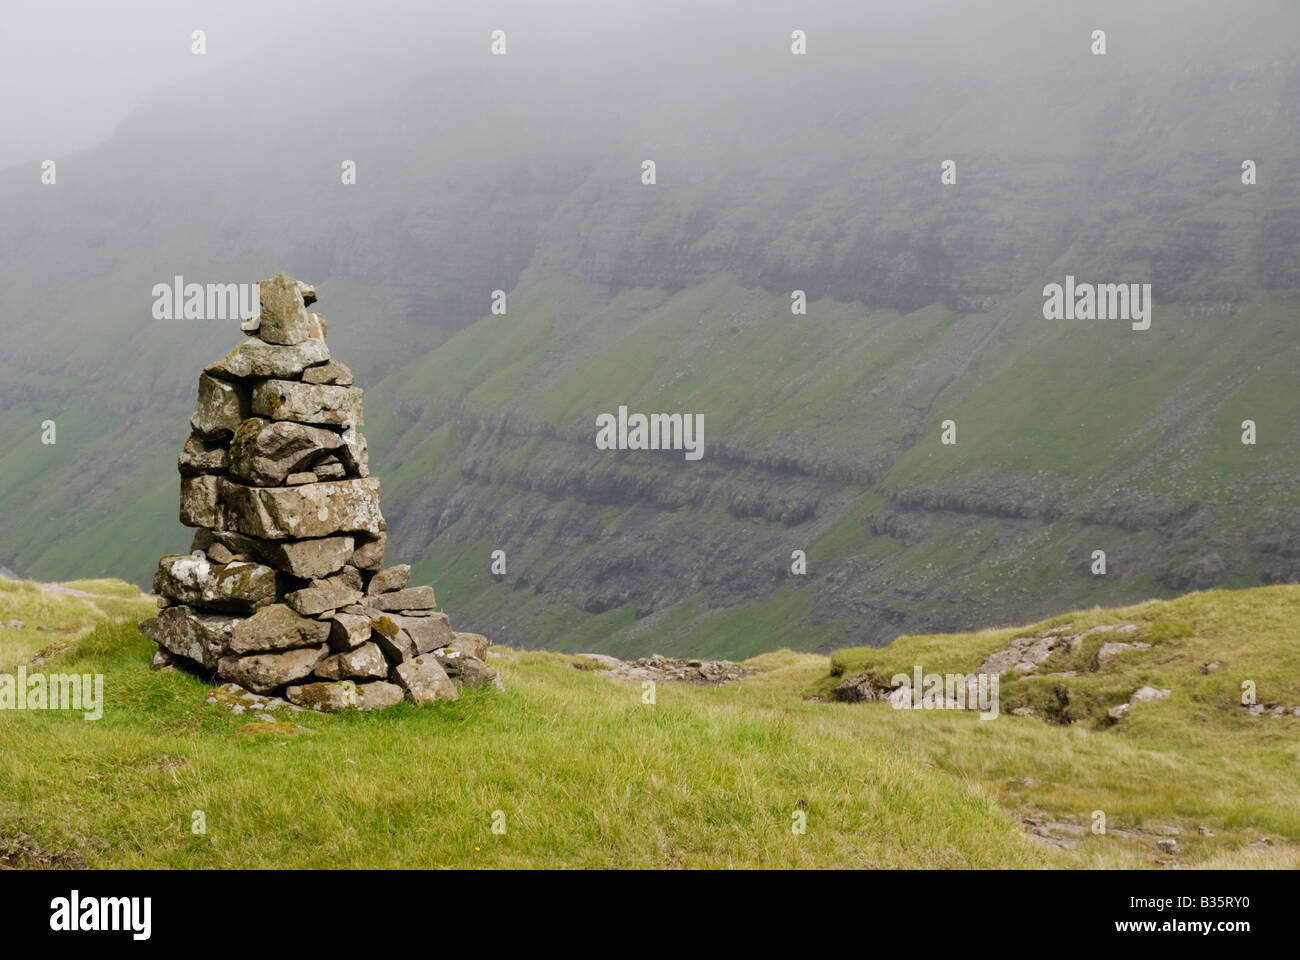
[190,373,251,438]
[394,656,459,704]
[179,475,224,528]
[285,680,360,712]
[333,565,364,591]
[349,532,387,572]
[256,273,311,345]
[432,650,502,689]
[229,603,331,654]
[338,425,370,478]
[1131,685,1171,704]
[1095,641,1152,668]
[355,681,404,711]
[251,380,363,427]
[219,478,383,540]
[205,682,297,715]
[369,615,417,663]
[153,555,277,613]
[371,611,451,655]
[368,586,435,612]
[218,643,328,695]
[366,564,411,595]
[302,359,354,385]
[449,632,489,661]
[195,528,355,579]
[178,432,229,476]
[140,605,238,670]
[326,612,372,651]
[314,641,388,680]
[205,337,329,380]
[228,417,345,486]
[285,576,362,616]
[151,648,179,672]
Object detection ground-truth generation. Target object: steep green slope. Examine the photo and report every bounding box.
[1,1,1298,657]
[360,272,1299,655]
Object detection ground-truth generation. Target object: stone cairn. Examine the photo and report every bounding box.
[140,273,500,711]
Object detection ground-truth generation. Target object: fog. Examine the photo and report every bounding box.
[5,0,1286,172]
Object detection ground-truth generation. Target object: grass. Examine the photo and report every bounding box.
[1,578,1297,868]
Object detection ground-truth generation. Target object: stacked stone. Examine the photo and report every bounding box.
[141,273,500,711]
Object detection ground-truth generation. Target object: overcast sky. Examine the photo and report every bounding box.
[0,0,1280,175]
[0,0,322,170]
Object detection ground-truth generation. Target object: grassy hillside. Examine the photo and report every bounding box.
[1,580,1295,868]
[358,272,1300,657]
[3,2,1299,662]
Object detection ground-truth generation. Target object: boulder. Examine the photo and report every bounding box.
[286,680,359,712]
[190,373,251,438]
[369,614,417,663]
[1130,685,1171,704]
[140,605,238,670]
[367,586,435,612]
[1095,641,1152,668]
[449,632,489,661]
[178,432,229,476]
[432,649,502,689]
[205,337,329,380]
[217,643,328,694]
[407,612,453,653]
[355,681,405,711]
[150,648,179,672]
[302,359,354,385]
[153,555,277,613]
[394,656,459,704]
[366,564,411,595]
[834,672,881,702]
[228,417,345,486]
[314,642,388,681]
[201,542,238,563]
[326,612,373,651]
[349,532,387,572]
[371,611,451,655]
[333,565,364,592]
[337,425,370,478]
[256,273,311,345]
[194,528,355,579]
[179,475,224,528]
[229,603,331,653]
[251,380,363,427]
[285,576,362,616]
[219,478,383,540]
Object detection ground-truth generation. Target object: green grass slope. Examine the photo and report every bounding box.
[358,271,1300,657]
[0,581,1295,868]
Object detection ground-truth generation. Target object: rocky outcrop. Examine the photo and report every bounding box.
[140,274,501,709]
[572,652,748,685]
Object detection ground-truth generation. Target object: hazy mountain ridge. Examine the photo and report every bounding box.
[1,1,1298,656]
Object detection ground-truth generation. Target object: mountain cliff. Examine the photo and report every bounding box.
[1,0,1298,656]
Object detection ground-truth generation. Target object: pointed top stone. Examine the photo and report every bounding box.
[257,273,312,345]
